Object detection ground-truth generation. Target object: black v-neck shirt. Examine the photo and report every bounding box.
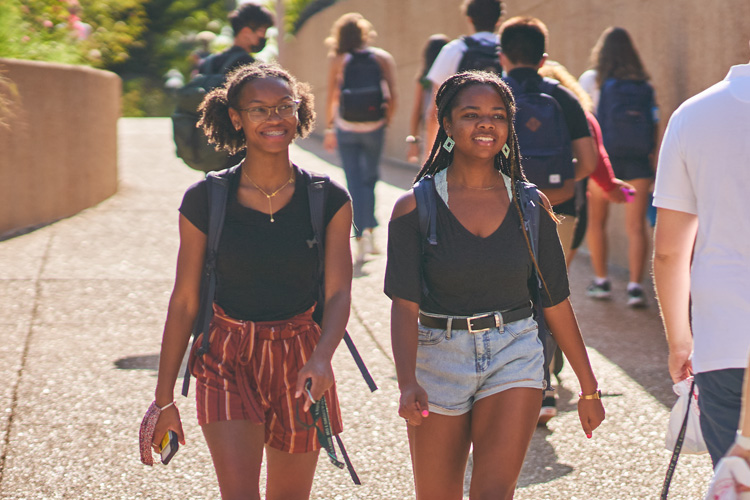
[385,183,569,316]
[180,166,350,321]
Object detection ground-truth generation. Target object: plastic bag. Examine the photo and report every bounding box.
[665,377,707,455]
[704,456,750,500]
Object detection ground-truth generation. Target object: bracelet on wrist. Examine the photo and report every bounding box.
[579,389,602,400]
[736,431,750,451]
[405,135,421,144]
[157,400,176,411]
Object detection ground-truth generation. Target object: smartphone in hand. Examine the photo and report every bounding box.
[159,430,179,465]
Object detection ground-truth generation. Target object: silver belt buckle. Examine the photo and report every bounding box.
[467,313,492,334]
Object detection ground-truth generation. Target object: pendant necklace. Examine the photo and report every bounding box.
[242,166,295,222]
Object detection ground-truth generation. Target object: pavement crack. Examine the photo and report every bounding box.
[0,231,54,488]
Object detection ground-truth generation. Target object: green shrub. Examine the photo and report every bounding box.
[0,1,86,64]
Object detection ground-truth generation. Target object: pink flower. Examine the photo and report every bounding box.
[43,20,54,28]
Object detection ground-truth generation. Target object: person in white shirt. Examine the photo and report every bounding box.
[423,0,504,150]
[653,42,750,467]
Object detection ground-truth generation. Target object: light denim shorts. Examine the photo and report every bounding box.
[415,315,545,416]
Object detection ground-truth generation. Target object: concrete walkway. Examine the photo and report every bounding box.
[0,118,712,499]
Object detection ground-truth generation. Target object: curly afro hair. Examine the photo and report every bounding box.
[197,62,316,155]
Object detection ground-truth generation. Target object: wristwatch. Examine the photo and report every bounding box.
[579,389,602,400]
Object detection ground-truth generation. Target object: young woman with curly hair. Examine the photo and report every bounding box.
[385,71,605,499]
[150,62,353,499]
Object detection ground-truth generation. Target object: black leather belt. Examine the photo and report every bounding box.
[418,305,533,333]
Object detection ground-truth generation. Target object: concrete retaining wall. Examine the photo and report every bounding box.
[0,59,120,237]
[279,0,750,270]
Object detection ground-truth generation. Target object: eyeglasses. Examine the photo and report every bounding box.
[236,100,300,123]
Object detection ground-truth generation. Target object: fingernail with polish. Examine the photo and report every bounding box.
[586,433,592,439]
[422,410,429,417]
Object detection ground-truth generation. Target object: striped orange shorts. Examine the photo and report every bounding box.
[188,304,343,453]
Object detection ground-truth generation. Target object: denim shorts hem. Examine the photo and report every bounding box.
[425,402,473,417]
[475,379,545,403]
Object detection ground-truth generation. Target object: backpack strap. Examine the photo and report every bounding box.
[306,171,378,393]
[517,181,556,390]
[206,49,250,76]
[180,165,235,397]
[413,176,437,246]
[661,379,696,499]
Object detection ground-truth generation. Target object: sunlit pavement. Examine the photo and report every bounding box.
[0,118,712,499]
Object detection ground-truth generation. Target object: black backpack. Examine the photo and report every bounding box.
[597,78,656,158]
[503,76,574,190]
[171,51,246,173]
[339,50,385,122]
[457,36,502,74]
[412,176,557,390]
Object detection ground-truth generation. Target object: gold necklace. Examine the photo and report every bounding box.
[242,166,295,222]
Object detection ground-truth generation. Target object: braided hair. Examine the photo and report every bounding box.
[198,62,316,155]
[416,70,553,301]
[415,71,524,183]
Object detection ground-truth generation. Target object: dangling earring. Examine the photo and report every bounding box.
[502,143,510,158]
[443,136,455,153]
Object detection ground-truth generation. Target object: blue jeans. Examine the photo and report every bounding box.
[695,368,745,467]
[336,127,385,237]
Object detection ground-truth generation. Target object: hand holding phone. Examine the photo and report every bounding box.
[621,187,636,203]
[159,430,179,465]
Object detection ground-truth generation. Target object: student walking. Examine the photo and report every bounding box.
[148,63,354,499]
[423,0,504,150]
[385,70,605,500]
[538,60,635,266]
[498,17,598,423]
[579,27,658,307]
[653,44,750,466]
[406,34,450,164]
[323,12,398,264]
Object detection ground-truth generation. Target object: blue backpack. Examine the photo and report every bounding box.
[413,176,557,390]
[597,78,655,158]
[339,50,385,122]
[503,76,574,190]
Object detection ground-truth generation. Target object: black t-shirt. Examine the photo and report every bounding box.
[507,67,591,141]
[198,46,255,75]
[179,166,350,321]
[384,183,569,315]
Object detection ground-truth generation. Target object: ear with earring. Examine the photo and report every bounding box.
[502,143,510,158]
[443,136,455,153]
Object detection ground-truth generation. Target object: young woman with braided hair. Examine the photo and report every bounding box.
[385,71,605,499]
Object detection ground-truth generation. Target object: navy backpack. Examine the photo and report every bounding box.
[503,76,574,190]
[597,78,656,158]
[339,50,385,122]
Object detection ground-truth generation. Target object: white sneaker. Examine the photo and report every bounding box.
[354,237,367,264]
[366,230,380,255]
[627,285,647,307]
